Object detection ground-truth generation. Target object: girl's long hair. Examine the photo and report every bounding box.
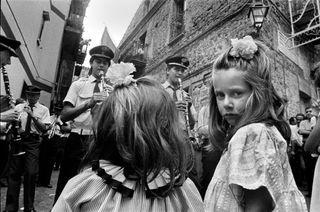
[80,77,192,194]
[209,40,291,151]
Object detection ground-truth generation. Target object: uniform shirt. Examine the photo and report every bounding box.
[162,81,197,129]
[15,102,51,135]
[63,75,101,131]
[299,116,316,141]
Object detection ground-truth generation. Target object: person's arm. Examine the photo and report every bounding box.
[298,128,311,136]
[0,122,8,133]
[244,187,274,212]
[60,80,97,123]
[298,121,311,136]
[305,118,320,153]
[24,105,48,133]
[60,101,92,123]
[32,116,47,133]
[0,109,19,122]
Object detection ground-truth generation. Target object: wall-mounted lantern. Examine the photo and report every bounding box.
[248,0,269,32]
[37,11,50,46]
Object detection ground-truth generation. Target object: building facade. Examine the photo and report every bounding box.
[49,0,90,110]
[118,0,320,118]
[1,0,89,110]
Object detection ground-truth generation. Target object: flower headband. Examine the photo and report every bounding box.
[229,35,258,60]
[106,62,137,87]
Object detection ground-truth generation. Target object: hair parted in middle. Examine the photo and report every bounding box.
[81,76,193,195]
[209,36,290,151]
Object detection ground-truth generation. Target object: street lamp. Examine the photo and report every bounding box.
[248,0,269,32]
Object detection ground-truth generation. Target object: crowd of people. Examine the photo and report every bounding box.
[1,33,319,211]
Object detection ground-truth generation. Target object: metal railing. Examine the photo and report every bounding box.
[288,0,320,48]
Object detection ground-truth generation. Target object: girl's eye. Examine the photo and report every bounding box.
[215,92,224,100]
[232,91,241,97]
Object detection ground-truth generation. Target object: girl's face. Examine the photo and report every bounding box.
[212,68,252,126]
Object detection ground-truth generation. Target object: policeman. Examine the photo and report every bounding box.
[5,85,51,212]
[54,45,114,202]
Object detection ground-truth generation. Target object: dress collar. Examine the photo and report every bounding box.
[91,160,184,198]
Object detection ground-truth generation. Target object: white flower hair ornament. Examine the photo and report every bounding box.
[229,35,258,60]
[105,62,137,87]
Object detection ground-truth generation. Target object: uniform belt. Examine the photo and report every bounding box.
[71,128,92,135]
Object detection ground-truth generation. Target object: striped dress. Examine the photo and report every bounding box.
[52,160,204,212]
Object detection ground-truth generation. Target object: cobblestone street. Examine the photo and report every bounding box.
[1,170,59,212]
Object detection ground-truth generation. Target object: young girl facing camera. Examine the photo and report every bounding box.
[52,76,204,212]
[204,36,307,211]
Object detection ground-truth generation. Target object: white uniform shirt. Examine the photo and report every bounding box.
[15,102,51,134]
[63,75,100,131]
[162,81,197,129]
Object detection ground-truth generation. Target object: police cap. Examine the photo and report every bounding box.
[165,56,190,69]
[89,45,114,60]
[25,85,41,95]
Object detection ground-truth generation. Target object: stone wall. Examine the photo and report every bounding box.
[118,0,318,117]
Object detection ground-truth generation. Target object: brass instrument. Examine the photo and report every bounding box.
[1,66,25,156]
[178,78,201,150]
[99,71,112,94]
[48,116,58,139]
[99,71,106,91]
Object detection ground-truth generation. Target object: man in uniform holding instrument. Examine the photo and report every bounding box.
[162,56,197,128]
[54,45,114,203]
[4,85,50,212]
[161,56,201,191]
[0,35,21,211]
[0,35,21,133]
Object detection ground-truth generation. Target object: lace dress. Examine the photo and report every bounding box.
[310,156,320,212]
[204,123,307,212]
[52,160,204,212]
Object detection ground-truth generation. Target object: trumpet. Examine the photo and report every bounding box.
[178,78,201,150]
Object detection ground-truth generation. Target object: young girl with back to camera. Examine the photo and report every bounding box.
[52,75,204,212]
[204,36,307,211]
